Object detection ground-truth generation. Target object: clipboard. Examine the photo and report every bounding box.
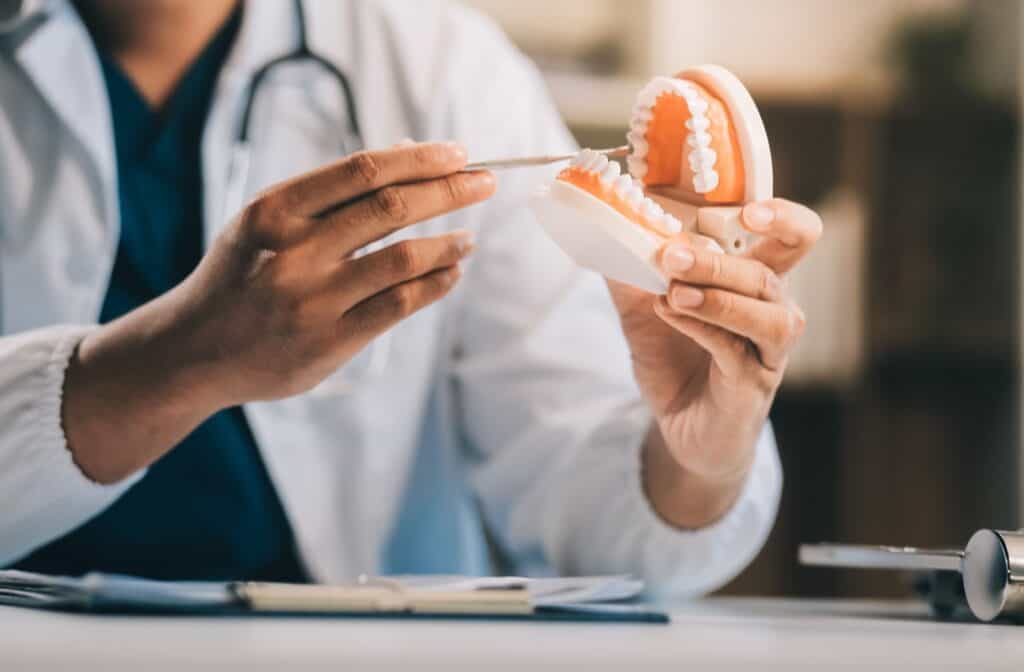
[0,570,668,624]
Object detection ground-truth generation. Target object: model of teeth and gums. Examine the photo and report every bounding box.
[532,65,773,294]
[529,64,820,530]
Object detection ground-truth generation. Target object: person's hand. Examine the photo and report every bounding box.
[168,142,493,404]
[65,142,494,482]
[607,199,821,527]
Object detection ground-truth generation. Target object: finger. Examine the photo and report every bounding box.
[686,231,725,254]
[311,170,495,256]
[660,241,782,301]
[741,199,822,274]
[271,142,469,217]
[338,264,462,344]
[653,297,750,378]
[664,286,803,370]
[328,231,475,307]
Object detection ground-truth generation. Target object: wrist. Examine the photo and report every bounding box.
[641,423,753,529]
[84,288,229,413]
[63,293,225,483]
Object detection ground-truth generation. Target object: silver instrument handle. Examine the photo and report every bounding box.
[798,543,964,572]
[461,145,629,172]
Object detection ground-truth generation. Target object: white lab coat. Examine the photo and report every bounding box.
[0,0,781,594]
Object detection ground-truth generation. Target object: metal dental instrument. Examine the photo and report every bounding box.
[462,145,630,172]
[800,529,1024,623]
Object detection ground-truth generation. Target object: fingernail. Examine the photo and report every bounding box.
[445,141,468,162]
[663,245,695,274]
[453,231,475,254]
[670,285,704,309]
[744,203,774,232]
[467,170,496,192]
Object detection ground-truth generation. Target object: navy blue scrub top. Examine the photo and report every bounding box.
[12,8,307,582]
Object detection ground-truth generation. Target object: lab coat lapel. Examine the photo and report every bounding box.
[12,1,116,236]
[201,0,364,582]
[200,0,296,251]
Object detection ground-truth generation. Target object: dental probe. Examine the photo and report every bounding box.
[462,145,629,172]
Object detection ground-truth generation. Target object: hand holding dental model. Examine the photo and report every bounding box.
[532,66,821,527]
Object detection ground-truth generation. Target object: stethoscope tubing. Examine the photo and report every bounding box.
[224,0,389,396]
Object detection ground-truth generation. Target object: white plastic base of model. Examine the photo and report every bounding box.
[530,180,667,294]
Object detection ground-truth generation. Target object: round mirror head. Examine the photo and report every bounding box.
[963,529,1010,622]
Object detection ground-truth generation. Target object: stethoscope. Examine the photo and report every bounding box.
[222,0,391,396]
[0,0,390,393]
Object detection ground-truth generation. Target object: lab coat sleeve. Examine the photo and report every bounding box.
[0,325,142,566]
[446,9,782,597]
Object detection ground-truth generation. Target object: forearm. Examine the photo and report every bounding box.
[641,422,751,529]
[63,287,222,484]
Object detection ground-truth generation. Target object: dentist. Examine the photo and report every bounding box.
[0,0,820,592]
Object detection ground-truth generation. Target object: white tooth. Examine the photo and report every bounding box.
[652,77,677,93]
[613,174,633,195]
[638,81,663,100]
[630,118,649,134]
[570,151,587,167]
[626,103,651,119]
[644,78,677,101]
[583,151,601,170]
[687,131,712,149]
[628,134,648,158]
[631,108,653,124]
[599,161,621,184]
[688,148,717,170]
[672,79,695,95]
[627,156,647,179]
[626,187,645,208]
[686,96,709,115]
[643,200,661,219]
[686,117,711,132]
[592,154,609,172]
[662,214,683,234]
[693,171,719,193]
[637,89,660,107]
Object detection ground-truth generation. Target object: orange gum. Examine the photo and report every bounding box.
[642,82,744,204]
[556,168,667,239]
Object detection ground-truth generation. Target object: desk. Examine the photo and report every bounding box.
[1,598,1020,670]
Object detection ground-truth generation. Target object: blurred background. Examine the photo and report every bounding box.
[460,0,1022,598]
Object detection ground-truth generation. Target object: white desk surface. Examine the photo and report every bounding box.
[1,597,1021,671]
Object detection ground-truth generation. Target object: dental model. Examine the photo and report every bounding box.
[531,65,772,293]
